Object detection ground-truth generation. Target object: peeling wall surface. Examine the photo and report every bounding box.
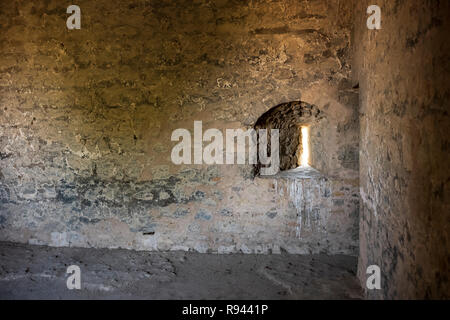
[354,1,450,299]
[0,1,359,255]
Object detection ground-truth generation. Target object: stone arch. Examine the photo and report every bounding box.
[253,101,323,176]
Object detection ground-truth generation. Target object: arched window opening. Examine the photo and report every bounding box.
[254,101,323,178]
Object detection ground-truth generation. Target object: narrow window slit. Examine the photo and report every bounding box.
[299,125,310,168]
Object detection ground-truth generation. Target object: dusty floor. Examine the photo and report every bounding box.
[0,242,363,299]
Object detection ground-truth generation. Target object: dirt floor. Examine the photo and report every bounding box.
[0,242,363,299]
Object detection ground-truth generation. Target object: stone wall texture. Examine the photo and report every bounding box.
[0,0,359,255]
[354,0,450,299]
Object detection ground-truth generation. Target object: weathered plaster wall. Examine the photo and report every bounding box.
[354,1,450,298]
[0,0,358,254]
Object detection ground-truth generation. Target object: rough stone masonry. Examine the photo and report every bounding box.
[353,0,450,299]
[0,0,359,255]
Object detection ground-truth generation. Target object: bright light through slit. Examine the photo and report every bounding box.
[300,126,310,167]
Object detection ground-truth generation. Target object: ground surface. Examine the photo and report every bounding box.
[0,242,363,299]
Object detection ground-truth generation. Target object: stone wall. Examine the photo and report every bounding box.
[353,0,450,298]
[0,0,359,255]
